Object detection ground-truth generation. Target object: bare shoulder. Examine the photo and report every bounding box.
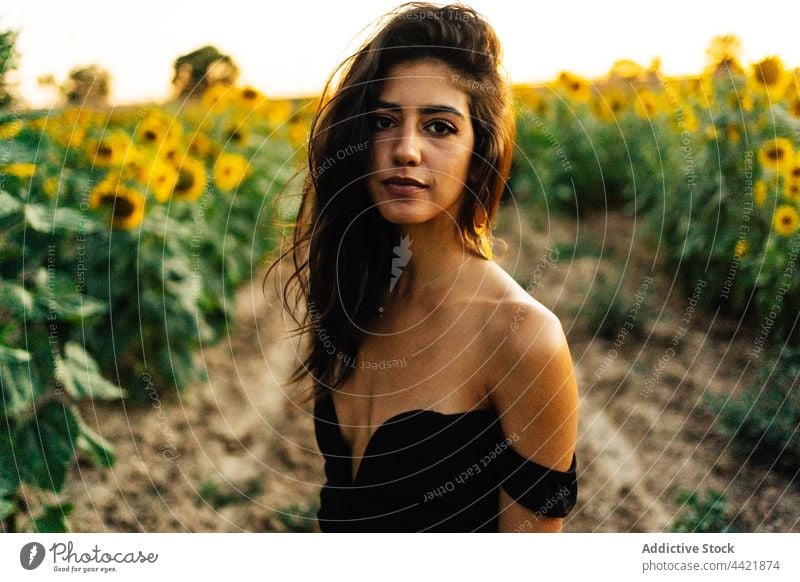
[448,256,567,375]
[477,260,564,349]
[476,260,578,473]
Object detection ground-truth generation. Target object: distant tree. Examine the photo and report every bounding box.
[0,27,19,109]
[63,64,111,105]
[172,45,239,101]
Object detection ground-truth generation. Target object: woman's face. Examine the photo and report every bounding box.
[364,59,476,225]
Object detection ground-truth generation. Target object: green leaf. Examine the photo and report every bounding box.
[32,268,108,321]
[0,495,15,520]
[56,342,125,400]
[75,412,115,468]
[0,430,21,499]
[51,207,102,233]
[0,346,40,414]
[24,204,100,234]
[31,502,73,533]
[0,344,31,364]
[14,400,79,492]
[0,280,39,318]
[23,204,52,232]
[0,191,21,218]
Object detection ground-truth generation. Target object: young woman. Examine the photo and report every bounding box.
[266,1,579,532]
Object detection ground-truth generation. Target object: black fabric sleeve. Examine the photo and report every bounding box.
[496,443,578,518]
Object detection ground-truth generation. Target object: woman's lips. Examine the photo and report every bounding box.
[382,181,428,196]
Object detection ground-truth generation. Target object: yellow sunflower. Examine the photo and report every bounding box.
[171,157,208,202]
[758,138,794,172]
[754,180,768,207]
[188,132,215,159]
[741,93,754,113]
[681,77,702,98]
[260,99,293,126]
[161,143,187,166]
[784,180,800,203]
[677,108,699,133]
[513,85,542,110]
[751,56,789,100]
[635,89,662,118]
[201,83,234,112]
[725,90,754,113]
[236,86,266,113]
[59,108,94,128]
[3,163,36,179]
[214,152,250,191]
[0,120,23,140]
[136,114,167,146]
[134,156,179,203]
[135,112,182,149]
[222,121,250,147]
[51,124,87,149]
[594,88,628,122]
[513,85,548,117]
[286,119,308,148]
[786,92,800,118]
[89,179,146,230]
[773,204,800,237]
[87,129,133,167]
[727,124,741,145]
[28,117,48,133]
[43,176,61,198]
[555,71,592,103]
[786,152,800,182]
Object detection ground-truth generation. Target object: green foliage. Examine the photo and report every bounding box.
[579,265,654,342]
[0,100,292,529]
[705,344,800,476]
[198,477,262,509]
[550,237,606,260]
[670,489,738,532]
[512,63,800,348]
[273,502,318,532]
[31,502,74,533]
[511,95,629,218]
[0,26,18,108]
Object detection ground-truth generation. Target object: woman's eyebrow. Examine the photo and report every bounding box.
[374,99,465,119]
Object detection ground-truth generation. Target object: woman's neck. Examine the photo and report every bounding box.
[383,218,486,310]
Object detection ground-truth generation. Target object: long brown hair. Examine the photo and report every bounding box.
[264,2,516,406]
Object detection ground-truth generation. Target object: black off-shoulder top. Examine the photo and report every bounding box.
[313,390,578,532]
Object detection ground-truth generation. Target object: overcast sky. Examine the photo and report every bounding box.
[3,0,799,107]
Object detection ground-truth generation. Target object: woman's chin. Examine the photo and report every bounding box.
[376,206,432,225]
[372,199,433,224]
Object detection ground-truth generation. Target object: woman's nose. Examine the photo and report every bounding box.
[391,126,422,166]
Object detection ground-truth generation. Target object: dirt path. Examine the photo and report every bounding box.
[58,204,798,532]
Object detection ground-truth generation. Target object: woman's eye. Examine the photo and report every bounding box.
[373,115,394,130]
[427,120,457,136]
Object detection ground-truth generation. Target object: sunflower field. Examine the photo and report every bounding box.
[0,83,312,531]
[511,53,800,343]
[509,47,800,479]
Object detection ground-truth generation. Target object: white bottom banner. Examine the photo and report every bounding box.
[1,533,797,581]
